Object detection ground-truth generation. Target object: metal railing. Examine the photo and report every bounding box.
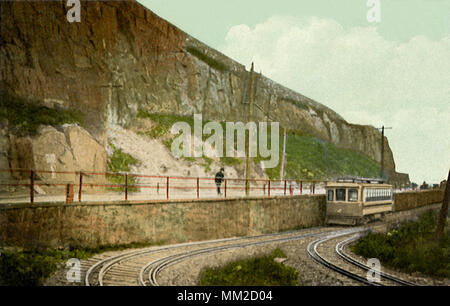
[0,169,326,204]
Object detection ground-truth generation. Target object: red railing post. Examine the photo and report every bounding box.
[284,180,287,196]
[290,182,293,196]
[300,181,303,194]
[166,176,169,200]
[196,177,199,199]
[125,174,128,201]
[30,170,34,205]
[78,172,83,202]
[268,180,271,197]
[312,181,315,194]
[66,184,74,204]
[224,179,227,198]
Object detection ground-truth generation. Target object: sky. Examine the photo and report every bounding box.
[137,0,450,185]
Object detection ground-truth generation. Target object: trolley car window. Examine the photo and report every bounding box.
[365,188,392,202]
[336,189,346,201]
[348,189,358,202]
[327,190,334,201]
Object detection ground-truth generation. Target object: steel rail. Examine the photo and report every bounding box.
[86,236,246,286]
[335,234,417,286]
[139,228,363,286]
[306,230,380,286]
[85,226,334,286]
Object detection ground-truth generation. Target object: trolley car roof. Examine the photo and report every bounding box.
[326,182,393,188]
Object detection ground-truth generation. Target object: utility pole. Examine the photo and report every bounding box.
[245,63,255,196]
[101,82,124,121]
[280,127,287,180]
[377,126,392,180]
[101,83,123,105]
[101,82,123,146]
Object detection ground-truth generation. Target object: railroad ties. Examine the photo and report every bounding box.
[80,226,418,286]
[307,231,417,286]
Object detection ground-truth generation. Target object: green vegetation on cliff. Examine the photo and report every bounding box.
[199,248,298,286]
[255,129,380,180]
[0,91,84,135]
[281,131,380,180]
[107,143,139,173]
[107,143,139,192]
[352,211,450,278]
[186,47,228,72]
[137,111,195,139]
[136,112,381,180]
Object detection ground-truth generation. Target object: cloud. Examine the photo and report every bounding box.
[219,16,450,183]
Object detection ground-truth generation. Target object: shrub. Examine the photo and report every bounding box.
[352,211,450,278]
[199,248,298,286]
[107,143,139,192]
[0,241,164,286]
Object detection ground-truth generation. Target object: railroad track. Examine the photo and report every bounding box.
[84,227,352,286]
[307,231,418,286]
[84,225,418,286]
[85,236,247,286]
[139,227,363,286]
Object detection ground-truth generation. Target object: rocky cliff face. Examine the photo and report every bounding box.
[1,124,106,183]
[0,0,409,185]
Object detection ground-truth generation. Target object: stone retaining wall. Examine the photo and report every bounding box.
[0,195,326,250]
[394,190,444,211]
[0,189,444,250]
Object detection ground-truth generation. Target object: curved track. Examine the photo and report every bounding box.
[85,236,248,286]
[139,227,363,286]
[84,226,418,286]
[335,234,417,286]
[307,231,418,286]
[85,227,348,286]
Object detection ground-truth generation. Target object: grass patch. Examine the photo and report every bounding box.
[107,143,139,192]
[0,91,84,136]
[276,130,380,180]
[137,111,194,148]
[186,47,228,72]
[137,111,195,139]
[0,241,164,286]
[199,248,298,286]
[220,156,243,166]
[351,211,450,278]
[201,156,214,173]
[107,143,139,173]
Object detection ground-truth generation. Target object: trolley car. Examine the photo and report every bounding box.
[325,177,393,225]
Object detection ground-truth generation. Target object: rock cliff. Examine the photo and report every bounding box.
[0,0,409,185]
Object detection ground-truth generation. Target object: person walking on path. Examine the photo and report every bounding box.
[215,168,225,195]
